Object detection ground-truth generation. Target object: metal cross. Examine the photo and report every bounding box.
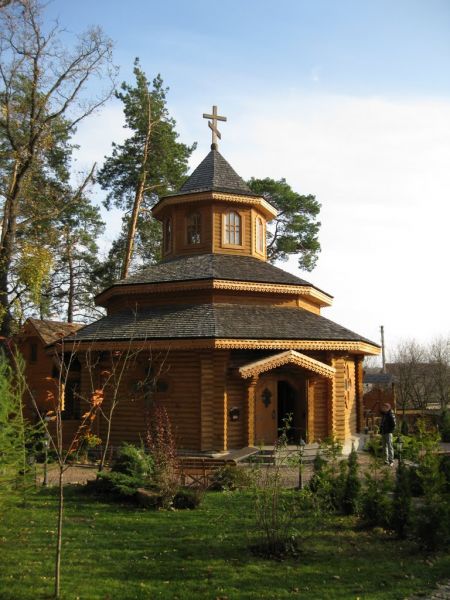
[203,105,227,148]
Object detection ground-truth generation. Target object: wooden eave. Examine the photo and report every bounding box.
[239,350,336,379]
[62,337,380,355]
[152,190,278,221]
[95,279,333,308]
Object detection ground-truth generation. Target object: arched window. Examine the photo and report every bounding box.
[256,217,264,253]
[187,212,201,244]
[224,211,241,245]
[164,218,172,253]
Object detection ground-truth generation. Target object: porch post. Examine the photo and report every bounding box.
[245,376,258,447]
[307,378,317,443]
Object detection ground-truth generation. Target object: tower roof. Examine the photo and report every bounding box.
[176,146,254,196]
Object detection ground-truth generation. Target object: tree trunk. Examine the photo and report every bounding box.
[54,466,64,599]
[67,243,74,323]
[121,91,152,279]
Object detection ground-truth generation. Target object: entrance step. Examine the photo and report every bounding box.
[240,444,321,466]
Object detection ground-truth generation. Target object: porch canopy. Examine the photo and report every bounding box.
[238,349,336,379]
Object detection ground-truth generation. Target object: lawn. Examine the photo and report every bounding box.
[0,487,449,600]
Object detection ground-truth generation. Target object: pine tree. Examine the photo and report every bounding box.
[247,177,321,271]
[97,59,196,281]
[391,462,411,538]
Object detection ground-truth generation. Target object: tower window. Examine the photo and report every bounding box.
[224,211,242,245]
[187,212,201,244]
[164,218,172,252]
[256,217,264,253]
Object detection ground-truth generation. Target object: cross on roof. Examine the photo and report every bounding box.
[203,105,227,149]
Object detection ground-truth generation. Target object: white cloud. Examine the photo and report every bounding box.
[71,92,450,350]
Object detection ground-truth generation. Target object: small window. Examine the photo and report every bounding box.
[256,217,264,253]
[30,343,38,363]
[164,218,172,252]
[187,213,201,244]
[224,211,241,245]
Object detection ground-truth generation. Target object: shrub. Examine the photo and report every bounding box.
[400,420,409,436]
[87,471,142,499]
[439,410,450,443]
[440,455,450,493]
[364,436,382,457]
[359,459,393,528]
[391,462,411,538]
[342,446,361,515]
[249,415,300,559]
[210,464,252,491]
[145,405,179,509]
[414,494,450,551]
[111,443,154,479]
[173,488,203,509]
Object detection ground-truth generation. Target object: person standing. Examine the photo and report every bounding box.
[379,403,396,466]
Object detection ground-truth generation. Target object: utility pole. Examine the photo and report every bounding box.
[380,325,386,373]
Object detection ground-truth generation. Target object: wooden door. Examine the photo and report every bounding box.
[255,376,278,445]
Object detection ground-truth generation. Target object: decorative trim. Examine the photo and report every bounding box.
[239,350,336,379]
[64,337,380,355]
[96,278,333,307]
[152,191,278,220]
[215,339,380,355]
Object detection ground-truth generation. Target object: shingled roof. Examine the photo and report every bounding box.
[26,318,83,346]
[69,303,376,345]
[106,253,324,291]
[173,147,254,196]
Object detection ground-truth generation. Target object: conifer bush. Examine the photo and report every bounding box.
[391,462,411,538]
[342,446,361,515]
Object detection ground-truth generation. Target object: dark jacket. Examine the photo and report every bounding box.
[379,410,396,434]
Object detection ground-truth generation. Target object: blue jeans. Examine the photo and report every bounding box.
[382,433,394,463]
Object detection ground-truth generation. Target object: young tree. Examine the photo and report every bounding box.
[97,59,195,280]
[0,351,29,502]
[428,336,450,413]
[247,177,321,271]
[0,0,115,336]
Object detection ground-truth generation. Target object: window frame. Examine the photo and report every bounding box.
[255,215,265,256]
[222,210,244,248]
[186,212,202,245]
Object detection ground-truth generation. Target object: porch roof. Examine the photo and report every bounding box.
[238,350,336,379]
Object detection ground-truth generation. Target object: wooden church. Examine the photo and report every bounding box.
[65,107,379,454]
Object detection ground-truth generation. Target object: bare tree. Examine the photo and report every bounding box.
[0,0,116,336]
[428,336,450,412]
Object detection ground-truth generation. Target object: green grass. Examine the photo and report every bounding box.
[0,487,449,600]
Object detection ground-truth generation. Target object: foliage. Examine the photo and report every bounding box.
[439,409,450,442]
[414,494,450,551]
[342,446,361,515]
[0,352,29,500]
[172,488,203,510]
[247,177,321,271]
[359,458,393,528]
[210,464,253,491]
[88,471,143,500]
[111,443,154,479]
[0,0,115,336]
[97,59,195,280]
[440,455,450,493]
[145,405,179,508]
[391,462,411,538]
[400,419,409,435]
[249,417,301,558]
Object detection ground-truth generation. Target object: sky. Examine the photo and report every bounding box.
[43,0,450,356]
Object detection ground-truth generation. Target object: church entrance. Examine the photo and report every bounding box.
[254,374,307,445]
[277,380,306,443]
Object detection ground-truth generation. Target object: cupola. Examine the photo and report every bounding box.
[152,106,277,262]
